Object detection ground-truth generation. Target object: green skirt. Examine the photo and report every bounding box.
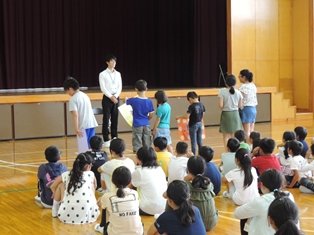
[219,110,242,133]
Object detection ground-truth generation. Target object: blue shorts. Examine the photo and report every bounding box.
[155,128,172,145]
[85,128,96,148]
[241,106,256,123]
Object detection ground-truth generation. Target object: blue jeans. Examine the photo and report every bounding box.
[189,122,202,155]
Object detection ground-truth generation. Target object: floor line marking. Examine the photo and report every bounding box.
[0,164,37,174]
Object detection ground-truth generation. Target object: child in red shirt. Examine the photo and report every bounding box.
[252,138,281,175]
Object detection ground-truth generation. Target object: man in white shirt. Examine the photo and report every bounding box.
[99,55,122,147]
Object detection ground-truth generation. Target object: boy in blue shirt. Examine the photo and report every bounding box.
[199,146,221,196]
[126,80,154,152]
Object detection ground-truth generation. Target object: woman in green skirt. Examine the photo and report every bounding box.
[218,74,243,150]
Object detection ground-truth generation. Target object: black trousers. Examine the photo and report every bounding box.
[102,95,119,141]
[240,219,248,235]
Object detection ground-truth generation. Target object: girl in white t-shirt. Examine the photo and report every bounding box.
[238,69,258,139]
[223,148,259,234]
[95,166,143,235]
[98,138,135,192]
[234,169,295,235]
[132,147,167,215]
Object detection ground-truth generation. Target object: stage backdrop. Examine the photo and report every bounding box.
[0,0,227,89]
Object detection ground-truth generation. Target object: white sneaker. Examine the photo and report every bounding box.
[103,140,111,148]
[34,195,44,208]
[95,224,104,234]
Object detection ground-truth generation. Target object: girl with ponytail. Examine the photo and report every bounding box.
[51,153,99,224]
[268,196,302,235]
[96,166,143,235]
[234,169,296,235]
[223,148,259,205]
[218,74,243,149]
[147,180,206,235]
[184,156,218,231]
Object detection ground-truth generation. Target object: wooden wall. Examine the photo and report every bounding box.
[230,0,313,111]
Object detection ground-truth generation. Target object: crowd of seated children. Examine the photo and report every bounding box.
[131,147,167,215]
[184,156,218,231]
[234,169,295,235]
[50,153,99,224]
[36,146,67,208]
[199,146,221,195]
[154,137,172,177]
[168,142,190,183]
[95,166,143,234]
[85,136,108,190]
[220,138,240,176]
[98,138,135,192]
[251,138,281,175]
[235,130,250,151]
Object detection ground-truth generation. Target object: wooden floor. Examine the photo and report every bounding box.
[0,121,314,234]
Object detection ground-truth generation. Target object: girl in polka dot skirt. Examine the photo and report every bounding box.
[51,153,100,224]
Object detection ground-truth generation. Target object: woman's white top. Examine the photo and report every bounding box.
[239,83,258,106]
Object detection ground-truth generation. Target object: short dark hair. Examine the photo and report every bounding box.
[136,147,159,168]
[186,91,198,100]
[176,142,188,155]
[199,146,214,162]
[235,130,246,142]
[249,131,260,141]
[89,136,103,152]
[135,80,147,91]
[227,138,240,152]
[259,138,275,154]
[154,90,168,104]
[282,131,296,142]
[294,126,307,141]
[63,77,80,91]
[105,54,117,63]
[287,140,303,156]
[259,169,283,192]
[240,69,253,83]
[45,146,61,163]
[109,138,125,158]
[153,137,168,151]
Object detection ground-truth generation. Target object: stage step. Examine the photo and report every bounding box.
[271,92,296,121]
[296,112,313,121]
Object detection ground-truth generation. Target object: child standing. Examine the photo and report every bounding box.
[152,90,173,153]
[147,180,206,235]
[223,148,259,205]
[98,138,135,192]
[51,153,99,224]
[95,166,143,235]
[126,80,154,153]
[238,69,258,139]
[186,91,206,155]
[132,147,167,215]
[220,138,240,176]
[184,156,218,231]
[218,74,243,150]
[154,137,172,177]
[294,126,309,158]
[199,146,221,195]
[63,77,98,152]
[168,142,190,183]
[251,138,281,175]
[85,136,109,190]
[234,169,295,235]
[36,146,67,208]
[235,130,250,151]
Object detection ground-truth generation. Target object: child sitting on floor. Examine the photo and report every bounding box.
[235,130,250,151]
[220,138,240,176]
[184,156,218,231]
[168,142,190,183]
[199,146,221,195]
[154,137,172,177]
[35,146,67,208]
[85,136,109,190]
[95,166,143,234]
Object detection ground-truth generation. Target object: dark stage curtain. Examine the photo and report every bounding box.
[0,0,226,89]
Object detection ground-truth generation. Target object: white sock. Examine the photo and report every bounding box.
[52,200,60,218]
